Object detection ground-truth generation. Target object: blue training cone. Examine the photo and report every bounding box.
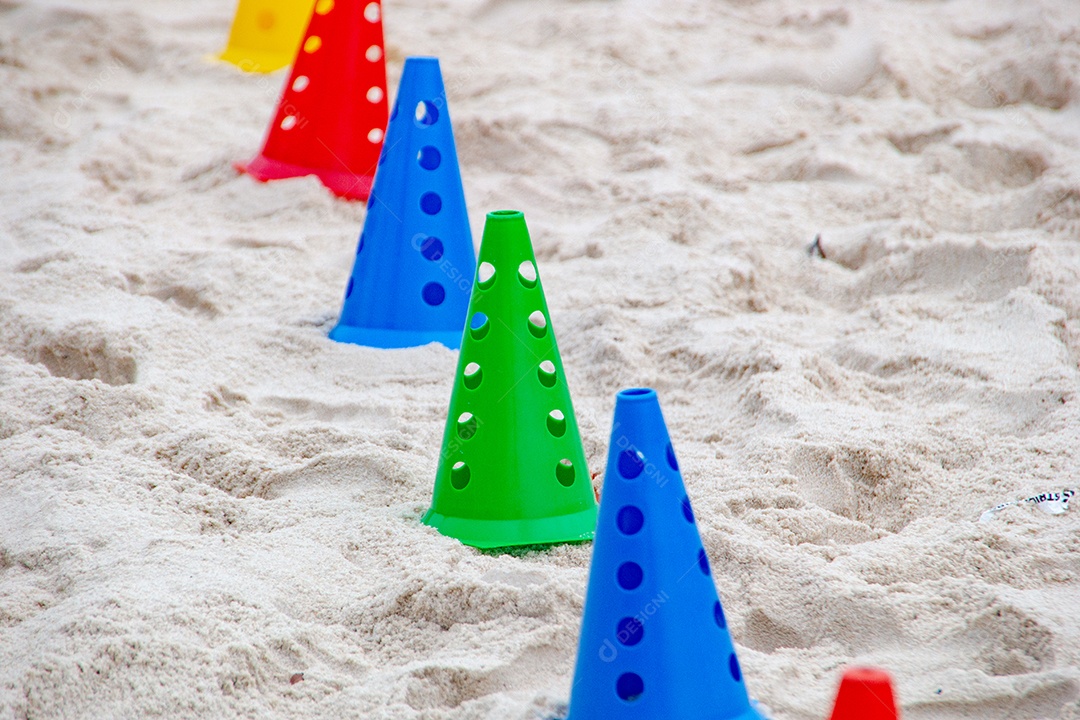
[566,388,764,720]
[329,56,475,349]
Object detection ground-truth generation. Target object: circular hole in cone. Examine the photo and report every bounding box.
[698,548,710,575]
[280,115,298,130]
[450,461,470,489]
[477,262,496,289]
[616,617,644,646]
[345,278,354,299]
[457,412,478,440]
[546,410,566,438]
[714,601,727,629]
[292,75,310,92]
[517,261,537,288]
[315,0,334,14]
[617,562,643,590]
[364,1,380,22]
[616,673,644,702]
[414,100,439,126]
[681,496,694,523]
[729,653,742,683]
[366,44,382,62]
[422,282,445,306]
[556,459,574,487]
[417,146,441,170]
[617,505,644,535]
[366,86,384,103]
[367,127,384,144]
[416,235,444,262]
[463,362,482,390]
[389,102,398,120]
[420,192,442,215]
[356,233,365,254]
[618,450,644,480]
[666,443,679,471]
[538,360,557,388]
[527,310,547,338]
[469,313,490,341]
[304,36,322,53]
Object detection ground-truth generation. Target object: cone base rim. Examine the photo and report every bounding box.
[566,702,766,720]
[421,505,597,549]
[236,156,375,201]
[329,324,462,350]
[210,49,293,74]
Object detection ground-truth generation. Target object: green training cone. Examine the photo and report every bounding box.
[422,210,598,548]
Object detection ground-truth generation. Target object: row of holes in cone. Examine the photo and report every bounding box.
[449,257,563,490]
[346,98,451,305]
[447,455,576,491]
[360,110,462,304]
[448,405,572,492]
[365,259,539,321]
[343,250,540,315]
[354,100,449,300]
[450,306,565,491]
[377,102,443,170]
[459,352,554,391]
[278,0,387,144]
[608,437,742,703]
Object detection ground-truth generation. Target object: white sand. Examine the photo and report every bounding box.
[2,0,1079,718]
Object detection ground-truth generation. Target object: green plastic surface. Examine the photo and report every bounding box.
[422,210,598,549]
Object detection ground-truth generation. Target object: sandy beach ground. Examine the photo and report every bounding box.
[1,0,1079,718]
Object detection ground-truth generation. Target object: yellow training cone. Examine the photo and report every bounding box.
[214,0,317,73]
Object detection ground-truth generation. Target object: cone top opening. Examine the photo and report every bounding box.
[405,56,440,65]
[487,209,524,221]
[617,387,656,402]
[842,667,893,683]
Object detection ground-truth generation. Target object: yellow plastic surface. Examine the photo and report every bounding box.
[215,0,318,73]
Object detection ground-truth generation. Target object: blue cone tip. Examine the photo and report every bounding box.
[565,388,764,720]
[616,388,656,401]
[329,56,475,350]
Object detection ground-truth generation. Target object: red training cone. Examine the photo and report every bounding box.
[828,667,899,720]
[236,0,388,200]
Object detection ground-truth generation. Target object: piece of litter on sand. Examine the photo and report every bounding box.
[289,673,304,685]
[979,488,1074,523]
[807,234,826,259]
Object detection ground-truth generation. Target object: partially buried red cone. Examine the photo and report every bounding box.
[828,667,899,720]
[236,0,388,200]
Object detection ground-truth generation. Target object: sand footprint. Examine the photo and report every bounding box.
[0,313,141,386]
[958,604,1055,677]
[923,140,1049,192]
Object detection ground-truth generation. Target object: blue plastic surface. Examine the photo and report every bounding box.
[329,57,475,350]
[566,388,764,720]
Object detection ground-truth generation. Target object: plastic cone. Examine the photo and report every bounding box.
[421,210,598,548]
[235,0,388,200]
[566,388,764,720]
[329,57,475,349]
[214,0,316,73]
[828,668,899,720]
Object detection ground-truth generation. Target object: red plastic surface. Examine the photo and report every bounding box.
[237,0,388,200]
